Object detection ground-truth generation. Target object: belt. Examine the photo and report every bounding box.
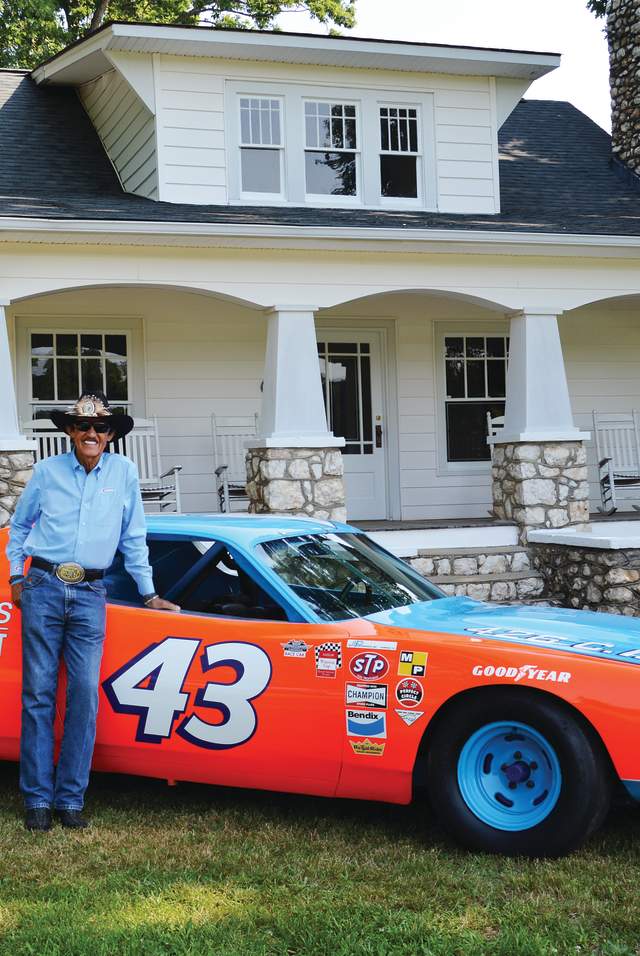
[31,556,105,584]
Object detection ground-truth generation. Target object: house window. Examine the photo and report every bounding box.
[30,332,129,417]
[444,335,508,462]
[379,106,419,199]
[239,97,283,195]
[318,341,372,455]
[304,101,358,197]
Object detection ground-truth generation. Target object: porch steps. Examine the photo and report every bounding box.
[405,545,546,603]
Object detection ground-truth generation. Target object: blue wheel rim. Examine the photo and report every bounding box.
[457,720,562,831]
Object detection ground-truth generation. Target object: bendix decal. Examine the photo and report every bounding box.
[395,709,424,727]
[345,682,387,709]
[349,652,389,680]
[395,678,423,708]
[346,709,387,739]
[472,663,571,683]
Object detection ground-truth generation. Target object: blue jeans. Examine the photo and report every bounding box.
[20,567,106,810]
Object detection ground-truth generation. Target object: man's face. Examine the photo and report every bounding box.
[68,419,114,462]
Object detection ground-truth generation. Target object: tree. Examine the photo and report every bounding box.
[0,0,356,69]
[586,0,608,16]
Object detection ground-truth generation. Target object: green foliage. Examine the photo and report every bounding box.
[0,0,356,69]
[587,0,609,18]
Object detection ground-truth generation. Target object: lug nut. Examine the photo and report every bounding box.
[501,763,508,772]
[526,780,535,789]
[530,762,538,770]
[513,751,522,759]
[508,782,517,790]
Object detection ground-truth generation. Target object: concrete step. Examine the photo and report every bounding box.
[407,545,531,578]
[430,570,545,603]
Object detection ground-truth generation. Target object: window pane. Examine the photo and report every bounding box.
[486,336,505,358]
[445,337,464,358]
[331,116,344,149]
[31,358,54,399]
[467,360,485,398]
[81,334,102,357]
[330,357,359,442]
[345,118,356,149]
[305,151,356,196]
[446,401,505,462]
[241,148,280,194]
[31,334,53,356]
[306,115,317,148]
[380,155,417,198]
[446,360,465,398]
[240,108,251,143]
[81,358,102,393]
[361,356,372,442]
[105,334,127,358]
[57,358,79,400]
[466,337,485,358]
[328,342,357,353]
[56,334,77,356]
[106,359,128,401]
[487,361,506,397]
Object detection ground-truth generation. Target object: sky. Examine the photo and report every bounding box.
[277,0,612,131]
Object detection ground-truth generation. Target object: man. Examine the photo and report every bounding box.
[6,392,179,833]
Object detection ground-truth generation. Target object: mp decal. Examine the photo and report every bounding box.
[398,650,427,678]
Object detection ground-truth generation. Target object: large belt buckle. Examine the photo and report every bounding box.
[56,562,85,584]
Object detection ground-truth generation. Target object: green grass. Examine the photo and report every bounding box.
[0,763,639,956]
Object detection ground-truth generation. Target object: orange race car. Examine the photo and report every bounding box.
[1,514,639,856]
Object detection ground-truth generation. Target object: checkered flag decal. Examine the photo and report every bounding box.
[315,642,342,667]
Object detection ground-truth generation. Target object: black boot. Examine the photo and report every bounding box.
[25,808,52,832]
[56,809,90,829]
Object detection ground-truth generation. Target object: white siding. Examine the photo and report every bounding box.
[80,71,158,200]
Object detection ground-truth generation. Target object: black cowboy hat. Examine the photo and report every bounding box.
[50,392,134,441]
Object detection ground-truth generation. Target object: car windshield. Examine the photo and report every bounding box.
[257,532,442,621]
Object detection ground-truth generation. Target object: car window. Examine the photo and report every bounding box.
[176,546,288,621]
[257,532,442,621]
[104,538,212,604]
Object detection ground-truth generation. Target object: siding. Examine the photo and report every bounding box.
[79,71,158,200]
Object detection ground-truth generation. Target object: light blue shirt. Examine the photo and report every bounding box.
[6,451,155,597]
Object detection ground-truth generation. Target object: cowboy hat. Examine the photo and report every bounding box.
[50,391,134,441]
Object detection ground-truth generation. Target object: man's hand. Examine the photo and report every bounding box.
[145,596,180,612]
[10,581,23,609]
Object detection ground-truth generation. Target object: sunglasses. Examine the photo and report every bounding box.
[73,420,113,434]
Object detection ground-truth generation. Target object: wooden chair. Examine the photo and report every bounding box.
[486,411,505,439]
[23,416,182,513]
[211,414,258,513]
[592,410,640,514]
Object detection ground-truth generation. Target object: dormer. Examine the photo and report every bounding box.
[32,23,559,214]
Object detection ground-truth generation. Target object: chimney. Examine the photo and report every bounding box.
[608,0,640,174]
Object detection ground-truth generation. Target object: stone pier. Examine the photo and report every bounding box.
[0,451,34,527]
[246,447,346,521]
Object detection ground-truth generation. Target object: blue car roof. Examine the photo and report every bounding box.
[144,513,357,549]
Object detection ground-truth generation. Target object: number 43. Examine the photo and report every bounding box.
[102,638,272,749]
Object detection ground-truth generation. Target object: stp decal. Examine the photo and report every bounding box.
[395,678,423,708]
[103,638,271,749]
[349,652,389,681]
[345,683,387,709]
[398,650,427,677]
[346,709,387,739]
[315,642,342,678]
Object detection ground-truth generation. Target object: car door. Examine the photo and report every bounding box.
[94,536,348,798]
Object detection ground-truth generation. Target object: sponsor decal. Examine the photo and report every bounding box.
[315,642,342,679]
[395,677,423,708]
[346,709,387,738]
[345,682,387,709]
[395,709,424,727]
[347,639,398,651]
[472,663,571,683]
[0,602,12,657]
[464,626,640,664]
[281,639,310,659]
[350,738,385,756]
[349,652,389,681]
[398,650,428,678]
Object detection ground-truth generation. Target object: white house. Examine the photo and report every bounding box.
[2,22,640,564]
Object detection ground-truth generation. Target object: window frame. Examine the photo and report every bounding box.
[237,94,286,201]
[302,97,361,204]
[377,101,423,207]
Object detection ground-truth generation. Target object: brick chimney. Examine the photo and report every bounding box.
[607,0,640,174]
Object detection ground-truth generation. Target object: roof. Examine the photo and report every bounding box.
[1,70,640,238]
[144,513,352,548]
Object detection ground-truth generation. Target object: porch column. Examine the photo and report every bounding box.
[489,309,590,544]
[246,306,347,521]
[0,300,36,528]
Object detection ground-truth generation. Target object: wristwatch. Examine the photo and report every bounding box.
[142,592,159,606]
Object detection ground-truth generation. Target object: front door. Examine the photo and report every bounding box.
[317,332,387,520]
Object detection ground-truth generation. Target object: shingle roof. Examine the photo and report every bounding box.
[2,70,640,236]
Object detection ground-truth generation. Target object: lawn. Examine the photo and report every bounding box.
[0,763,638,956]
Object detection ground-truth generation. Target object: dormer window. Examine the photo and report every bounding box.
[239,97,284,197]
[304,101,358,199]
[379,106,419,200]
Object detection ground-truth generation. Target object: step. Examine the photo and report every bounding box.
[429,570,545,603]
[408,546,532,577]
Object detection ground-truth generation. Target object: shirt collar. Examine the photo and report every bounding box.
[71,449,105,473]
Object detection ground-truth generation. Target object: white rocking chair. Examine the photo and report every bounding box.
[592,410,640,515]
[211,414,258,513]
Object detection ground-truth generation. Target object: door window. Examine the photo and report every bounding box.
[444,335,508,462]
[318,341,373,456]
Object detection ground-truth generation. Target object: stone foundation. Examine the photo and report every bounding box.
[491,441,589,545]
[0,451,34,527]
[531,543,640,616]
[246,447,346,521]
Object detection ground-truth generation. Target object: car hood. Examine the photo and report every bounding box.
[366,597,640,666]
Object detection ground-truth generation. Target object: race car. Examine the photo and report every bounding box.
[1,513,639,857]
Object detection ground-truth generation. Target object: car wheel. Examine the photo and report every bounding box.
[425,690,612,857]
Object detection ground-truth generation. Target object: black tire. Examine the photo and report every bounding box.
[425,690,612,857]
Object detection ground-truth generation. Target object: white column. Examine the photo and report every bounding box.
[0,301,36,451]
[250,305,344,448]
[493,308,589,445]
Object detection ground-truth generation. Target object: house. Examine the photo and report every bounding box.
[3,21,640,596]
